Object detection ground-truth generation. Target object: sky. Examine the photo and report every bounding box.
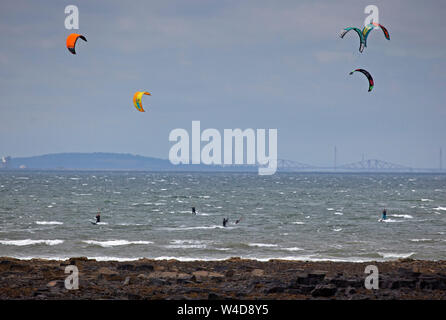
[0,0,445,168]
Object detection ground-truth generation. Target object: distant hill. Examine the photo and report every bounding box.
[3,152,257,172]
[6,153,174,170]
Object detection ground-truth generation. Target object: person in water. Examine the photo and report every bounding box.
[223,218,228,227]
[192,207,196,215]
[382,209,387,220]
[96,209,101,223]
[235,217,242,224]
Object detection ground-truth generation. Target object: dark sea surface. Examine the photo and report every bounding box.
[0,171,445,261]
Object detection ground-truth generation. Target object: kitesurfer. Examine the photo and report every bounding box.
[95,209,101,223]
[223,218,228,227]
[381,209,387,220]
[192,207,196,215]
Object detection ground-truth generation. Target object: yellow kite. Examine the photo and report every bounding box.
[133,91,151,112]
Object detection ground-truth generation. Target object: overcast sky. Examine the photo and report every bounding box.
[0,0,445,168]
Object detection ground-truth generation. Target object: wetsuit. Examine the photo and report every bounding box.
[223,218,228,227]
[96,214,101,223]
[382,210,387,220]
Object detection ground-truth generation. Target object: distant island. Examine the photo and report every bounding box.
[0,153,256,172]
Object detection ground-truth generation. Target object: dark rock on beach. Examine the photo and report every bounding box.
[0,257,445,300]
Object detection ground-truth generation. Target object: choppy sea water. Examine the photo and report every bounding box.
[0,171,445,262]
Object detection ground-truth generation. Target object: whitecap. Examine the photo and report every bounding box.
[82,240,153,247]
[35,221,63,225]
[292,221,305,225]
[433,207,446,211]
[282,247,303,251]
[378,252,415,259]
[334,212,343,215]
[390,214,413,219]
[0,239,64,246]
[248,243,278,248]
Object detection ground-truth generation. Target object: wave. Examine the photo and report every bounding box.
[162,225,228,231]
[434,207,446,211]
[377,252,415,259]
[291,221,305,225]
[390,214,413,219]
[281,247,303,251]
[82,240,153,247]
[165,244,207,249]
[35,221,63,225]
[0,239,64,246]
[410,239,433,242]
[248,243,278,248]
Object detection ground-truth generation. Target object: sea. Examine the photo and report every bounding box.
[0,171,445,262]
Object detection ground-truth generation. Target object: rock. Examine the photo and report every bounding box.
[46,280,64,289]
[266,286,285,294]
[308,271,326,280]
[418,275,446,290]
[192,271,224,280]
[148,278,167,286]
[208,292,222,300]
[135,264,154,272]
[330,278,349,288]
[311,284,337,297]
[298,285,315,295]
[225,270,235,278]
[251,269,264,277]
[123,276,131,285]
[117,264,135,271]
[346,287,357,295]
[98,267,120,281]
[390,279,417,289]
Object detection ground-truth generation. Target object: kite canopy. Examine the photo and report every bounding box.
[340,27,365,53]
[133,91,151,112]
[349,69,374,92]
[363,23,390,46]
[66,33,87,54]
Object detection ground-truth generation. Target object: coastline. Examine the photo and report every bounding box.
[1,257,445,300]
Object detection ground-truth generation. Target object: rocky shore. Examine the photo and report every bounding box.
[1,257,445,300]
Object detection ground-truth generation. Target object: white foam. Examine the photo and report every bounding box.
[378,252,415,259]
[433,207,446,211]
[292,221,305,225]
[410,239,433,242]
[421,199,433,202]
[82,240,153,247]
[163,225,226,231]
[35,221,63,225]
[334,212,343,215]
[0,239,64,246]
[165,244,207,249]
[282,247,303,251]
[248,243,278,248]
[390,214,413,219]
